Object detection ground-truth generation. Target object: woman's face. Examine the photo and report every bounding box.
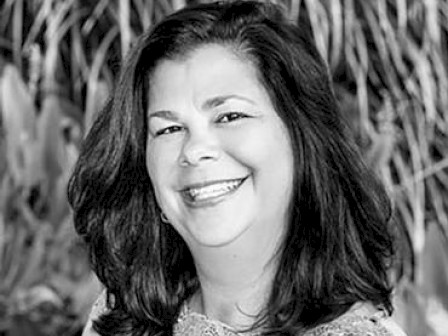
[146,44,294,249]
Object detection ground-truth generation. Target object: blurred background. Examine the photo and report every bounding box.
[0,0,447,335]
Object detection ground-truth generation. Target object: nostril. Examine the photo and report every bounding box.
[178,144,220,167]
[178,128,221,167]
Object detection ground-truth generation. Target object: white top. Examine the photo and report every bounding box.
[82,292,408,336]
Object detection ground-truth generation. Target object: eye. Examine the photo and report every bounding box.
[216,112,249,123]
[155,125,184,136]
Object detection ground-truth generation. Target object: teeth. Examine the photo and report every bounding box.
[187,180,242,201]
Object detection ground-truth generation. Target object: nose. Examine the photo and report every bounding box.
[178,128,220,167]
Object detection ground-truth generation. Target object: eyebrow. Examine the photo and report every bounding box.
[147,110,178,121]
[202,94,256,109]
[148,94,256,120]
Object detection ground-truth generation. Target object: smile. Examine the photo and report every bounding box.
[182,177,247,204]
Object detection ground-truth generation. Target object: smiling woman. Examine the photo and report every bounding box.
[67,1,407,336]
[146,44,293,250]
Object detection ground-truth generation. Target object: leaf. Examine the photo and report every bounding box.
[419,223,448,311]
[426,297,448,336]
[119,0,131,59]
[37,94,66,181]
[84,27,117,135]
[394,283,433,336]
[85,79,109,136]
[0,64,40,187]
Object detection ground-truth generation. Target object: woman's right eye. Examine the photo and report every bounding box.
[155,125,184,136]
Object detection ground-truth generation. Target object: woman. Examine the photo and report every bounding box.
[68,1,407,335]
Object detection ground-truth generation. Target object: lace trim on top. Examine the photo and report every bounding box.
[174,305,260,336]
[305,312,393,336]
[88,292,401,336]
[174,304,394,336]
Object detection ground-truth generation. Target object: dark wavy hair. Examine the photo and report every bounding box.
[68,1,397,335]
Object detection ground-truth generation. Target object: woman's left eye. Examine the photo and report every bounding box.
[216,112,248,123]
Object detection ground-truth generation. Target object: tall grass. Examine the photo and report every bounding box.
[0,0,447,335]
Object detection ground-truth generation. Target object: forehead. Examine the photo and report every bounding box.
[147,44,265,101]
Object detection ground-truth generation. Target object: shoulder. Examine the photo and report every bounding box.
[304,305,408,336]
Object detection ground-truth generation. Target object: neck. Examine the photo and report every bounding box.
[188,231,282,329]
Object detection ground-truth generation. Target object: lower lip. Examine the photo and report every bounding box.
[182,177,247,208]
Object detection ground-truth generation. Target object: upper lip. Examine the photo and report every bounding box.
[179,176,247,192]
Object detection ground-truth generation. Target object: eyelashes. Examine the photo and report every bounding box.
[155,125,184,136]
[153,111,251,137]
[216,111,249,123]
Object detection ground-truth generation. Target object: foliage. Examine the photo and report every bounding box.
[0,0,447,335]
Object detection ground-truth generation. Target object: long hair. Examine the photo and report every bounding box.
[68,1,396,335]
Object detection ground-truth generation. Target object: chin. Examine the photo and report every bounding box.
[187,219,251,249]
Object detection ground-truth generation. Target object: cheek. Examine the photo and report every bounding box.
[145,143,158,185]
[146,138,179,176]
[246,124,294,208]
[226,123,293,174]
[145,143,174,204]
[221,126,269,164]
[267,131,294,177]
